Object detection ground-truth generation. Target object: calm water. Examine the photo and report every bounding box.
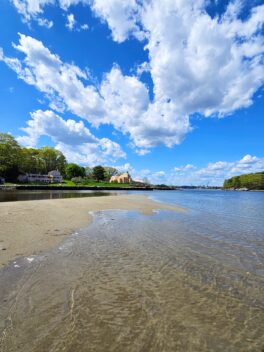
[0,190,121,202]
[0,190,263,351]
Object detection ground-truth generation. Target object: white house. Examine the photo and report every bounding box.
[18,173,50,183]
[48,170,62,183]
[17,170,62,183]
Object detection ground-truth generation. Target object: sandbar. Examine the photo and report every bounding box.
[0,194,182,266]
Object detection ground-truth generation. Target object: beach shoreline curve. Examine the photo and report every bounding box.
[0,194,183,267]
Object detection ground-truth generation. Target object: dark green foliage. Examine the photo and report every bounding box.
[223,172,264,190]
[92,165,106,182]
[65,163,85,179]
[0,133,22,180]
[0,132,67,182]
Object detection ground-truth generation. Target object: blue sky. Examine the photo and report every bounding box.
[0,0,264,185]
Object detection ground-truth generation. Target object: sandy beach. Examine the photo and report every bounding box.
[0,194,181,266]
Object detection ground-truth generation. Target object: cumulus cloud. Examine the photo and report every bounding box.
[90,0,142,42]
[169,155,264,186]
[141,0,264,117]
[89,0,264,116]
[100,67,187,148]
[1,35,191,149]
[1,34,105,121]
[3,0,264,152]
[17,110,126,165]
[55,139,125,165]
[11,0,141,39]
[17,109,97,146]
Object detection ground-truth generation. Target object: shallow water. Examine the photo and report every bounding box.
[0,190,121,202]
[0,190,263,351]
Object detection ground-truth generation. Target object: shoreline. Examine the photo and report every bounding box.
[0,185,155,191]
[0,194,182,267]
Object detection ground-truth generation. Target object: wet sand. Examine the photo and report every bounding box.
[0,194,182,266]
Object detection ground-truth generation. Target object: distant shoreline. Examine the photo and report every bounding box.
[0,184,154,191]
[1,185,263,192]
[0,184,180,191]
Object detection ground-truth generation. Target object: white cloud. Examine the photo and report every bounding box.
[80,23,89,30]
[17,109,97,146]
[55,139,125,165]
[90,0,142,43]
[37,17,53,28]
[17,110,126,165]
[141,1,264,117]
[66,13,76,30]
[2,34,105,121]
[3,1,264,152]
[101,67,191,148]
[169,155,264,186]
[135,148,150,156]
[113,162,135,174]
[10,0,53,21]
[65,13,88,31]
[174,164,195,172]
[10,0,140,40]
[1,35,191,149]
[154,171,165,177]
[10,0,55,26]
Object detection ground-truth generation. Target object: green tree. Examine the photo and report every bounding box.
[104,167,118,181]
[20,148,45,174]
[38,147,67,174]
[85,166,93,178]
[65,163,85,179]
[233,176,241,189]
[92,165,105,182]
[223,172,264,190]
[0,133,22,181]
[223,179,233,188]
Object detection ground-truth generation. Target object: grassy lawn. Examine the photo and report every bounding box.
[56,180,135,188]
[2,180,136,188]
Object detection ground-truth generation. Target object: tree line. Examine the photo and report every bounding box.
[223,172,264,190]
[0,132,119,183]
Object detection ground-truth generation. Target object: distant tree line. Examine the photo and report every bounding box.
[223,172,264,190]
[0,132,120,183]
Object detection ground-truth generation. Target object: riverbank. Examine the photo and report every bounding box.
[0,194,182,267]
[0,184,154,191]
